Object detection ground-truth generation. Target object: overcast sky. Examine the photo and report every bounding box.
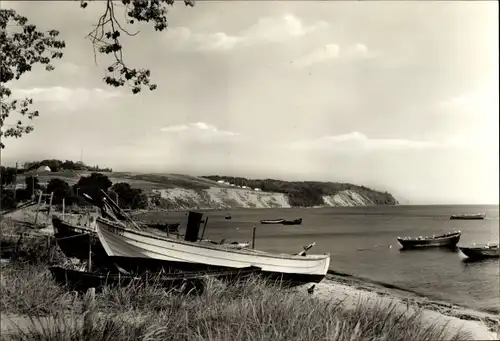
[1,1,498,204]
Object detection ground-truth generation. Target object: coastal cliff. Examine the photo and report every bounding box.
[151,186,396,210]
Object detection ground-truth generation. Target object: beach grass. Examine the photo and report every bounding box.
[1,263,472,341]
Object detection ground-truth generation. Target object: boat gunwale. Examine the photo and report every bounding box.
[96,217,330,261]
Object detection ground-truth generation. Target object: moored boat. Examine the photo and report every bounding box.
[397,231,461,249]
[95,217,330,284]
[450,213,486,220]
[260,218,285,224]
[459,243,499,260]
[282,218,303,225]
[48,265,261,293]
[52,216,108,262]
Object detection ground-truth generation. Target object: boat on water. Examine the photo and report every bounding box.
[459,243,499,260]
[260,218,285,224]
[282,218,303,225]
[450,213,486,220]
[48,265,261,293]
[52,216,108,262]
[397,231,461,249]
[225,215,232,220]
[95,217,330,284]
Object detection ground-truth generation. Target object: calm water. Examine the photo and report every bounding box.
[165,205,499,313]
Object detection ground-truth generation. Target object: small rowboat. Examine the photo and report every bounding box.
[260,218,285,224]
[459,243,499,260]
[397,231,461,249]
[450,213,486,220]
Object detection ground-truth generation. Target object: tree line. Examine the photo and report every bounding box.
[203,175,398,207]
[1,172,148,211]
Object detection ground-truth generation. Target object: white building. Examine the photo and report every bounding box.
[254,188,261,191]
[36,165,51,172]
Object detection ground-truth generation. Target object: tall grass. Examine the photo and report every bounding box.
[3,271,471,341]
[0,264,80,316]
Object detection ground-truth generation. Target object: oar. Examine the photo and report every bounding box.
[297,242,316,256]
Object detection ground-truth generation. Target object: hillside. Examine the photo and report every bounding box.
[10,171,397,209]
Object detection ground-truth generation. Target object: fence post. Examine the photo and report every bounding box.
[47,192,54,219]
[33,191,43,225]
[252,225,256,249]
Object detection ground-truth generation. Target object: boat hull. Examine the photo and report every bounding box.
[450,214,486,220]
[397,233,461,249]
[260,219,285,224]
[96,218,330,284]
[52,217,108,263]
[282,218,302,225]
[459,246,499,260]
[48,266,260,293]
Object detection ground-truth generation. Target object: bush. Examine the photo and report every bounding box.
[73,173,112,202]
[1,189,18,210]
[109,183,148,210]
[46,178,76,205]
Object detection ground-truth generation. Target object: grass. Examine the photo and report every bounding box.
[1,263,472,341]
[0,221,472,341]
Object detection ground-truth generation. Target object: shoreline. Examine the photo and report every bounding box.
[305,274,499,340]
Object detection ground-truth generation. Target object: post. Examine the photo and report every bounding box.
[200,217,208,241]
[83,287,95,335]
[88,234,92,272]
[13,162,18,201]
[185,211,203,242]
[252,225,256,249]
[33,191,43,225]
[47,192,54,218]
[62,198,65,219]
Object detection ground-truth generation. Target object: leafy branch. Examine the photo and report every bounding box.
[82,0,195,94]
[0,9,65,148]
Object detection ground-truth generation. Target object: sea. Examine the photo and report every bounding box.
[165,205,499,314]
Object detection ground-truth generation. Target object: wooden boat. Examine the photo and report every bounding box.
[48,265,261,293]
[282,218,302,225]
[397,231,461,249]
[260,218,285,224]
[459,243,499,260]
[52,217,108,263]
[95,217,330,284]
[450,213,486,220]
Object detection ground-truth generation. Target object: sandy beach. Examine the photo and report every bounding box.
[300,273,499,340]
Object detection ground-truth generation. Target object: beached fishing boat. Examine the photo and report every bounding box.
[52,216,108,262]
[282,218,303,225]
[260,218,285,224]
[48,265,261,293]
[95,217,330,284]
[450,213,486,220]
[459,243,499,260]
[397,231,461,249]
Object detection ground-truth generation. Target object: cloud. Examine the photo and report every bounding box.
[289,131,459,151]
[291,43,372,68]
[167,14,328,51]
[159,122,241,144]
[12,86,123,111]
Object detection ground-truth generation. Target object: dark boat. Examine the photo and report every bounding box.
[450,213,486,220]
[52,217,108,263]
[145,222,180,233]
[459,243,499,260]
[260,218,285,224]
[225,215,232,220]
[48,266,262,293]
[397,231,461,249]
[282,218,303,225]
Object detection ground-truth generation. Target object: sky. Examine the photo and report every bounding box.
[0,1,498,204]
